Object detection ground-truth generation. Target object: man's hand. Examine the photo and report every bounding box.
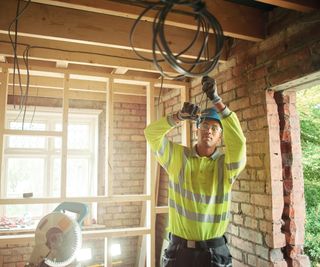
[201,76,221,104]
[177,102,200,121]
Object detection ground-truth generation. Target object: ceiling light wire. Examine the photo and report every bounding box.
[128,0,224,79]
[8,0,31,107]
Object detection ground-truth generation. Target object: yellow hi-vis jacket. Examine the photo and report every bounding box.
[144,107,246,241]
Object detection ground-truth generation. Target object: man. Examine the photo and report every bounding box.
[144,76,246,267]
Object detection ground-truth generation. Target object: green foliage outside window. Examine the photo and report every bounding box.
[297,85,320,266]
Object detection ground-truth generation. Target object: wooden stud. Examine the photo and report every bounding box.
[136,101,163,267]
[136,99,160,267]
[181,84,191,147]
[0,68,9,198]
[146,82,156,267]
[60,73,69,198]
[106,78,114,196]
[105,238,112,267]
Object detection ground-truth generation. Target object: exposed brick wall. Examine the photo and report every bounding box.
[0,244,33,267]
[160,8,319,267]
[112,102,146,195]
[274,91,309,266]
[98,101,146,266]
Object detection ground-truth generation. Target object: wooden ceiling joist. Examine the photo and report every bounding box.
[0,0,227,59]
[256,0,320,12]
[9,74,64,89]
[8,74,153,95]
[0,38,175,74]
[29,0,266,41]
[1,63,189,88]
[7,86,149,103]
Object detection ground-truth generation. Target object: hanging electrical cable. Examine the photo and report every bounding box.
[127,0,224,79]
[7,0,31,129]
[5,0,221,125]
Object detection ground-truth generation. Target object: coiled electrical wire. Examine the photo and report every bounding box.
[127,0,224,78]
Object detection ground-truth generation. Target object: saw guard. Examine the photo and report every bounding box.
[29,212,82,267]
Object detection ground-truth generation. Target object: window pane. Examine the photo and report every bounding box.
[4,203,60,224]
[8,122,47,148]
[54,123,90,150]
[5,204,44,221]
[9,121,46,131]
[6,158,45,197]
[68,124,90,149]
[67,158,90,196]
[52,158,61,197]
[7,135,46,149]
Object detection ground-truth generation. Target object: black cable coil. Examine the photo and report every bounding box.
[128,0,224,78]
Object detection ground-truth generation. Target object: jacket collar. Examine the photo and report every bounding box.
[191,145,221,160]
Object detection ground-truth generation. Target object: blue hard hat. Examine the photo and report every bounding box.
[196,108,221,128]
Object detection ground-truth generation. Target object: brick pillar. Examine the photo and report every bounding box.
[274,91,310,267]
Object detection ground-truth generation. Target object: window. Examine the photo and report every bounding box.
[1,107,100,220]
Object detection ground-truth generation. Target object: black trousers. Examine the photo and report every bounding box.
[162,234,232,267]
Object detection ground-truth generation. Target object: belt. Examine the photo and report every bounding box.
[169,233,226,249]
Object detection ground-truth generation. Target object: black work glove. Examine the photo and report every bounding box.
[177,102,200,121]
[201,76,222,104]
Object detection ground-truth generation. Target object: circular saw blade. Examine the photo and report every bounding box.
[34,212,82,267]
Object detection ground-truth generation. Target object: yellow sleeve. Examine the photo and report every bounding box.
[221,111,247,183]
[144,116,181,173]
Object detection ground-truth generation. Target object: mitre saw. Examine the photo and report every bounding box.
[27,202,89,267]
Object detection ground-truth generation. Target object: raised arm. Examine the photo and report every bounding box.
[202,76,247,181]
[144,102,200,172]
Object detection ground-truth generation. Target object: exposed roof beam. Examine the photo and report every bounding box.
[7,85,148,103]
[29,0,265,41]
[0,44,172,75]
[1,63,189,88]
[7,74,154,95]
[0,35,179,74]
[256,0,320,12]
[0,34,158,64]
[0,0,228,62]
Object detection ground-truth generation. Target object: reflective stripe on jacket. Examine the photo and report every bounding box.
[144,110,246,241]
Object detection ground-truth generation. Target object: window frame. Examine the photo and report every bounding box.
[0,106,101,219]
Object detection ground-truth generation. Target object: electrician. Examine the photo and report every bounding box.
[144,76,246,267]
